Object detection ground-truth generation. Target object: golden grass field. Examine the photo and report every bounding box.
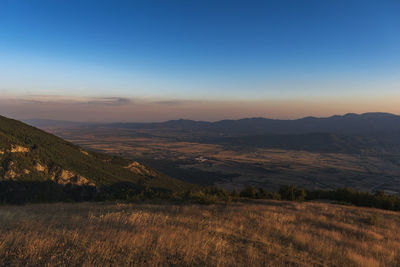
[1,201,399,266]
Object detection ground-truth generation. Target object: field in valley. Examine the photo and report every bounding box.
[44,126,400,193]
[1,201,399,266]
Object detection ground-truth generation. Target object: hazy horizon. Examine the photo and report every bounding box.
[2,94,400,122]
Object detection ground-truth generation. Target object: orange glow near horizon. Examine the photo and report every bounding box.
[1,95,400,122]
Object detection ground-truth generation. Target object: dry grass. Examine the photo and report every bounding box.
[1,201,399,266]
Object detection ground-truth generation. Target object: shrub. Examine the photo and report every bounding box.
[190,191,218,204]
[279,185,307,202]
[240,186,258,198]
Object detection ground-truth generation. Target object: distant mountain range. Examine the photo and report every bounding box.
[24,113,400,154]
[26,112,400,135]
[100,112,400,135]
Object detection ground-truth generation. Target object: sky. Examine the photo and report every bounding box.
[0,0,399,122]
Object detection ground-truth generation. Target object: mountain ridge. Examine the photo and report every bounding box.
[92,112,400,137]
[25,112,400,135]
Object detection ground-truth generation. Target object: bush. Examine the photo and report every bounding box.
[279,185,306,202]
[240,186,258,198]
[190,191,218,204]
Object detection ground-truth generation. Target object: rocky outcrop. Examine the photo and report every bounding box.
[10,145,29,153]
[0,145,28,156]
[124,161,157,177]
[51,169,95,187]
[1,161,30,180]
[4,161,18,180]
[0,158,96,187]
[34,162,46,172]
[80,149,89,156]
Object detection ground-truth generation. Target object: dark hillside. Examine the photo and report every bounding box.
[0,115,190,195]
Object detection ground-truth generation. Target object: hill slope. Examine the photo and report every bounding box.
[1,201,399,266]
[0,115,189,192]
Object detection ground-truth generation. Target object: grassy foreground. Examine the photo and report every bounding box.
[1,201,399,266]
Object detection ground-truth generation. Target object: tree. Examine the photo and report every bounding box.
[240,186,258,198]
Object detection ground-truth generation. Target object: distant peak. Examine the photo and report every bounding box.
[343,113,358,117]
[342,112,398,119]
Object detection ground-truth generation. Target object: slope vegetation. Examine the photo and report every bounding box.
[0,115,189,193]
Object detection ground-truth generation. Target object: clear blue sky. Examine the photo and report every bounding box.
[0,0,399,121]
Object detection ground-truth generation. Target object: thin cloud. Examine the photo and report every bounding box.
[154,100,203,106]
[7,96,132,106]
[86,97,131,106]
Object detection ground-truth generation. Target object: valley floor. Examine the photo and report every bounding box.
[0,201,399,266]
[46,126,400,193]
